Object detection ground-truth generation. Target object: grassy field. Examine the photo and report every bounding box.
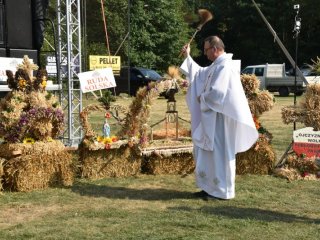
[0,93,319,240]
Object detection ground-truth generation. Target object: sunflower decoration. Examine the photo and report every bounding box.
[96,136,104,143]
[18,77,27,90]
[15,69,31,92]
[33,69,48,92]
[22,137,35,144]
[103,137,112,144]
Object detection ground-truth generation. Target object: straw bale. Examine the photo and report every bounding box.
[236,137,276,174]
[142,152,194,175]
[273,167,302,181]
[0,141,65,159]
[273,167,318,181]
[79,144,142,179]
[1,141,74,192]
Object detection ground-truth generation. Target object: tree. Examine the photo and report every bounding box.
[129,0,189,72]
[44,0,319,72]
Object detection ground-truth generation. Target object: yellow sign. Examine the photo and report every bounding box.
[89,55,121,75]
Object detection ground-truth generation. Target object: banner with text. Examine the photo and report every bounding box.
[79,68,116,93]
[89,55,121,75]
[0,57,33,82]
[293,127,320,157]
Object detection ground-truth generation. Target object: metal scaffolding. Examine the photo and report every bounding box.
[56,0,82,146]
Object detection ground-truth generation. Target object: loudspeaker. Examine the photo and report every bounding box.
[0,1,4,46]
[5,0,33,49]
[0,47,5,57]
[32,0,49,50]
[9,49,38,64]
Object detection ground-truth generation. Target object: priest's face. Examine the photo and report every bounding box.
[204,41,215,61]
[204,41,219,62]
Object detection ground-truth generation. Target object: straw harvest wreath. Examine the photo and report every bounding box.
[278,83,320,180]
[236,74,276,174]
[80,66,189,150]
[275,57,320,180]
[0,56,64,143]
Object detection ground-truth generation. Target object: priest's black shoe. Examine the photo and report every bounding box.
[192,190,208,198]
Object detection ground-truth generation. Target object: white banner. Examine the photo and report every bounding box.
[0,57,32,82]
[293,127,320,143]
[78,68,116,93]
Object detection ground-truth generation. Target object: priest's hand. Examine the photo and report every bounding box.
[181,44,190,58]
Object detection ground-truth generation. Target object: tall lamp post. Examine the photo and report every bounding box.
[293,4,301,131]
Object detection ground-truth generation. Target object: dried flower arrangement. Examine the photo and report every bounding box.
[236,74,276,174]
[282,83,320,130]
[309,56,320,75]
[0,56,74,192]
[0,56,64,143]
[279,82,320,180]
[240,74,274,144]
[78,67,192,178]
[79,103,127,151]
[118,66,188,148]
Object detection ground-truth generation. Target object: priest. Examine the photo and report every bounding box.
[180,36,258,200]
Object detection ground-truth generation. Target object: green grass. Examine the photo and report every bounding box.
[0,175,319,240]
[1,93,319,240]
[259,94,304,160]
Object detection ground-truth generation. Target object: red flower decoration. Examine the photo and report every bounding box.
[253,115,260,129]
[105,112,111,119]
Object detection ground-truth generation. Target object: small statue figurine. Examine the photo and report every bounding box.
[102,119,111,137]
[102,111,112,137]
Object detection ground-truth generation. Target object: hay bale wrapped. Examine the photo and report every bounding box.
[0,141,74,192]
[140,139,194,175]
[79,141,142,179]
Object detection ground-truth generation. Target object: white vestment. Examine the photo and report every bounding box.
[180,53,258,199]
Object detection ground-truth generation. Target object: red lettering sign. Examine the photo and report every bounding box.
[293,142,320,157]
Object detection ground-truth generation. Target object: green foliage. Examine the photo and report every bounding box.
[98,90,116,109]
[129,0,189,71]
[45,0,320,72]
